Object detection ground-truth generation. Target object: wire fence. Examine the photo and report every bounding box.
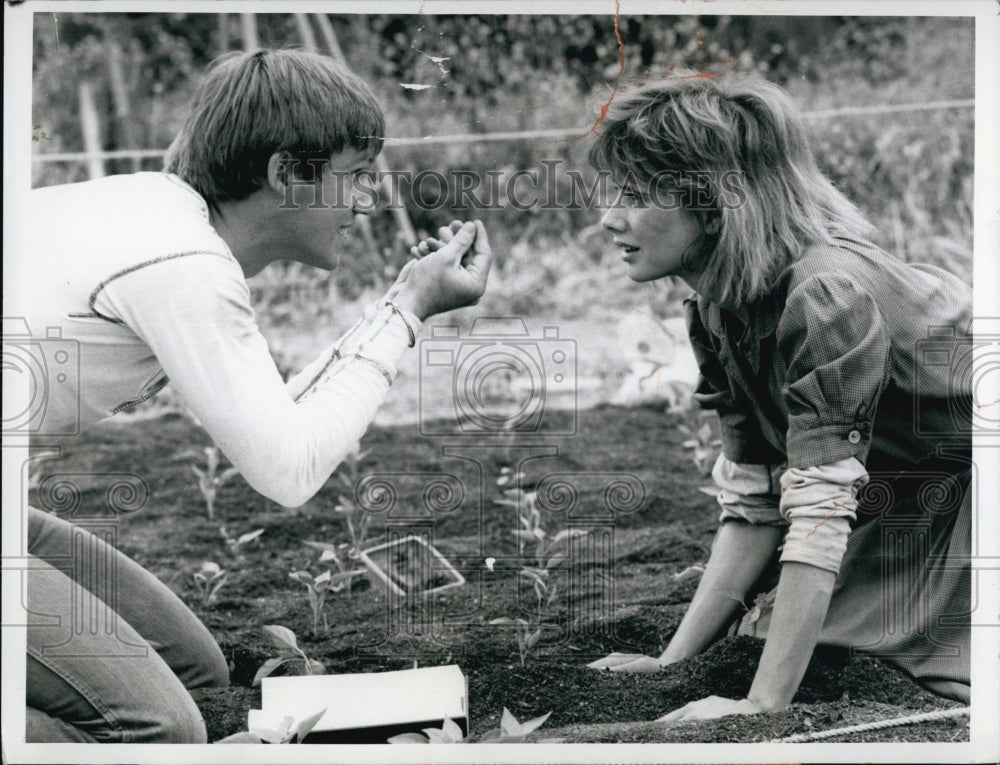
[30,98,975,166]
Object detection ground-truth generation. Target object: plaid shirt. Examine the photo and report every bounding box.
[686,238,972,473]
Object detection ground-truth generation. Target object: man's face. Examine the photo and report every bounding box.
[280,147,375,270]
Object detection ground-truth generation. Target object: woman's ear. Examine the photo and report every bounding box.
[266,151,294,193]
[703,210,722,236]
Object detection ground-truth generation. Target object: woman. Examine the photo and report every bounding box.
[22,48,491,742]
[586,71,971,719]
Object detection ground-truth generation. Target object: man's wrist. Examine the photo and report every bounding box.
[389,286,430,322]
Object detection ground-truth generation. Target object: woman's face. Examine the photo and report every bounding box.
[600,181,707,284]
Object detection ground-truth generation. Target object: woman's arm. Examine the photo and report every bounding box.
[661,520,783,663]
[746,561,836,709]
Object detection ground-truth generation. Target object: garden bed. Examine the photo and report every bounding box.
[29,404,966,744]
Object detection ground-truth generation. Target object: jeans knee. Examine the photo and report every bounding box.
[204,647,230,689]
[150,695,208,744]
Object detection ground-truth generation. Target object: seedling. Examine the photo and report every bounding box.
[495,487,587,570]
[192,561,227,607]
[677,402,721,476]
[488,616,542,667]
[387,716,466,744]
[230,707,327,744]
[220,526,264,559]
[191,446,240,520]
[387,708,551,744]
[289,569,356,637]
[333,494,372,559]
[302,540,365,598]
[252,625,326,686]
[478,708,552,743]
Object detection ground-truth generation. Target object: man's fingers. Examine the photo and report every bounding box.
[434,221,477,261]
[460,220,492,280]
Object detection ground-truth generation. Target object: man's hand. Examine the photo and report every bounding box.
[390,220,492,321]
[656,696,765,723]
[410,220,464,259]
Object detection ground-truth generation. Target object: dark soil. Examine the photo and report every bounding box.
[29,405,967,744]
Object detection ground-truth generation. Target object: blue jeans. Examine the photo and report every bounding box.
[26,506,229,742]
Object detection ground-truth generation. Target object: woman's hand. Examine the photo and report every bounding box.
[390,220,492,320]
[656,696,765,723]
[586,653,667,673]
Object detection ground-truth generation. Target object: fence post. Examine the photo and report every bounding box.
[78,80,104,180]
[314,14,418,249]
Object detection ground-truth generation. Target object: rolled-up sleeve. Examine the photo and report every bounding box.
[778,457,868,574]
[777,276,891,469]
[712,453,785,526]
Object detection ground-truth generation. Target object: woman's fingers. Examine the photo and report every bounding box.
[586,653,659,671]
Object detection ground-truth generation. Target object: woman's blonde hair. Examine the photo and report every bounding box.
[588,71,874,305]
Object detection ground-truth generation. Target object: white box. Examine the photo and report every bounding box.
[247,664,468,743]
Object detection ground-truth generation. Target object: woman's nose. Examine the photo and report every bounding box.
[601,206,625,232]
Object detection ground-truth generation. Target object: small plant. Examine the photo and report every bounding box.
[491,485,586,664]
[677,401,721,476]
[253,625,326,686]
[288,568,356,637]
[32,123,51,142]
[191,446,240,520]
[302,540,363,598]
[487,615,542,667]
[478,708,552,743]
[387,716,467,744]
[192,561,227,607]
[220,707,327,744]
[386,708,552,744]
[333,494,372,558]
[220,526,264,559]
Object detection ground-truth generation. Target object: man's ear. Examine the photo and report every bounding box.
[266,151,294,193]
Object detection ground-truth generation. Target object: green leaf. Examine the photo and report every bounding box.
[252,656,287,686]
[305,658,326,675]
[422,727,452,743]
[387,732,429,744]
[262,624,298,651]
[251,727,287,744]
[303,540,337,553]
[236,528,264,545]
[294,707,327,742]
[515,710,552,736]
[499,707,520,737]
[441,716,465,742]
[289,570,314,587]
[545,553,567,569]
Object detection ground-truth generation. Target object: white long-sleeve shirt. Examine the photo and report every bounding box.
[24,172,419,507]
